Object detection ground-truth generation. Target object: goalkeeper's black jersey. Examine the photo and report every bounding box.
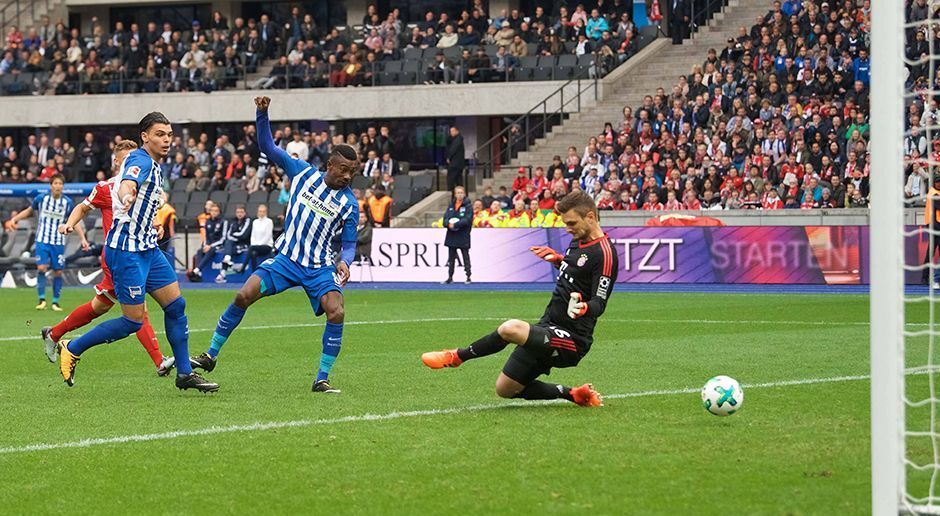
[540,234,618,351]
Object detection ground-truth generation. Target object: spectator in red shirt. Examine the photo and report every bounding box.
[614,190,636,210]
[762,189,783,210]
[642,191,664,210]
[530,166,548,193]
[538,189,556,210]
[663,190,682,210]
[511,167,529,194]
[548,168,568,194]
[682,190,701,210]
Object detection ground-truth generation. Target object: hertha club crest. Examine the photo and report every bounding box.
[577,254,588,267]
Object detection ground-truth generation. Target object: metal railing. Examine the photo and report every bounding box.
[252,59,601,90]
[1,0,51,31]
[470,63,600,184]
[689,0,730,40]
[0,67,248,96]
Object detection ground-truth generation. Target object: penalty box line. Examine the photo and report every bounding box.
[0,372,881,455]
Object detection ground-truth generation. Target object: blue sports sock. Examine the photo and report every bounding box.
[317,322,343,382]
[37,271,46,301]
[66,315,143,356]
[52,275,62,302]
[208,303,247,358]
[163,296,193,375]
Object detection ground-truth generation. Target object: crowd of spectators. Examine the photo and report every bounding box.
[510,0,889,212]
[1,10,267,95]
[0,122,403,224]
[2,1,652,94]
[253,1,643,88]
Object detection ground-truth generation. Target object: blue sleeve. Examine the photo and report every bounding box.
[257,109,309,179]
[121,152,153,186]
[31,195,43,211]
[340,198,359,265]
[341,198,359,243]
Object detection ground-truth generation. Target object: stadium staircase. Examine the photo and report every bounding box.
[484,0,769,191]
[1,0,68,34]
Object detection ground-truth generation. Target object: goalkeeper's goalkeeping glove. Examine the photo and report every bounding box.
[530,245,563,265]
[567,292,588,319]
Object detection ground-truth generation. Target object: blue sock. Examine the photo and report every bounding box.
[66,315,143,355]
[37,271,46,301]
[317,322,343,382]
[52,275,62,303]
[163,297,193,375]
[208,303,247,358]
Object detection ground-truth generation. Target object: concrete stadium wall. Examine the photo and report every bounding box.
[1,81,579,127]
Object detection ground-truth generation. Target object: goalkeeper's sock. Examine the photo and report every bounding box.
[514,381,573,402]
[456,331,507,361]
[316,322,343,382]
[208,303,246,358]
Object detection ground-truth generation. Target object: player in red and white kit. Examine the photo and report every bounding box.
[40,139,175,376]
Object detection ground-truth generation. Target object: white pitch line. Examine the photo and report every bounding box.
[0,316,914,344]
[0,372,887,455]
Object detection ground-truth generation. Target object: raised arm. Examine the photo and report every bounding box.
[5,205,34,231]
[255,96,308,179]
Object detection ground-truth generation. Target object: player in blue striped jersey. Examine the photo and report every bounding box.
[55,112,218,392]
[5,174,85,311]
[190,96,360,394]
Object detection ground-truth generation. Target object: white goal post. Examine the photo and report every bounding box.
[870,0,906,513]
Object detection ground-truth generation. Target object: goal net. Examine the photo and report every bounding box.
[875,0,940,513]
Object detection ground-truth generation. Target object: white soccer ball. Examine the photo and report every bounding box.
[701,375,744,416]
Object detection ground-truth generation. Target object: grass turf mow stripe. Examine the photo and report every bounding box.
[0,372,884,455]
[0,316,907,344]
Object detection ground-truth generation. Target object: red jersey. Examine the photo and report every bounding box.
[84,177,117,237]
[762,197,783,210]
[642,201,665,211]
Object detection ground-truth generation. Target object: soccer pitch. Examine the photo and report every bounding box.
[0,287,903,513]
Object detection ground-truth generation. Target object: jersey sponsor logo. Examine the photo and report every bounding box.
[300,190,339,218]
[597,276,611,299]
[77,269,103,284]
[577,254,588,267]
[125,165,141,178]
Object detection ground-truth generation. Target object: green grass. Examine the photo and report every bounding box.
[0,287,912,514]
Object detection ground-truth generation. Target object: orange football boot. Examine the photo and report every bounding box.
[570,383,603,407]
[421,349,463,369]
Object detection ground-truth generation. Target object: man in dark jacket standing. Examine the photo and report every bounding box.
[442,186,472,284]
[445,126,466,192]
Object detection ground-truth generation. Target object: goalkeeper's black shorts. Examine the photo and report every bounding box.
[501,321,586,385]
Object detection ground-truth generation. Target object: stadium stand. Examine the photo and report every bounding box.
[0,1,668,96]
[487,0,886,215]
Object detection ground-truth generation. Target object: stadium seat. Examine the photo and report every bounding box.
[519,56,539,69]
[268,202,286,219]
[412,174,433,191]
[533,67,555,81]
[228,191,249,206]
[267,190,281,206]
[0,228,33,265]
[395,175,413,191]
[248,190,268,204]
[209,190,228,205]
[171,179,189,192]
[443,46,461,60]
[189,191,209,207]
[351,176,372,191]
[402,47,422,61]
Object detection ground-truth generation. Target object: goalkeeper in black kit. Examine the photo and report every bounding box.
[421,191,617,407]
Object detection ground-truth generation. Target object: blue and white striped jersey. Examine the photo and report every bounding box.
[106,148,164,252]
[31,192,72,245]
[258,110,358,268]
